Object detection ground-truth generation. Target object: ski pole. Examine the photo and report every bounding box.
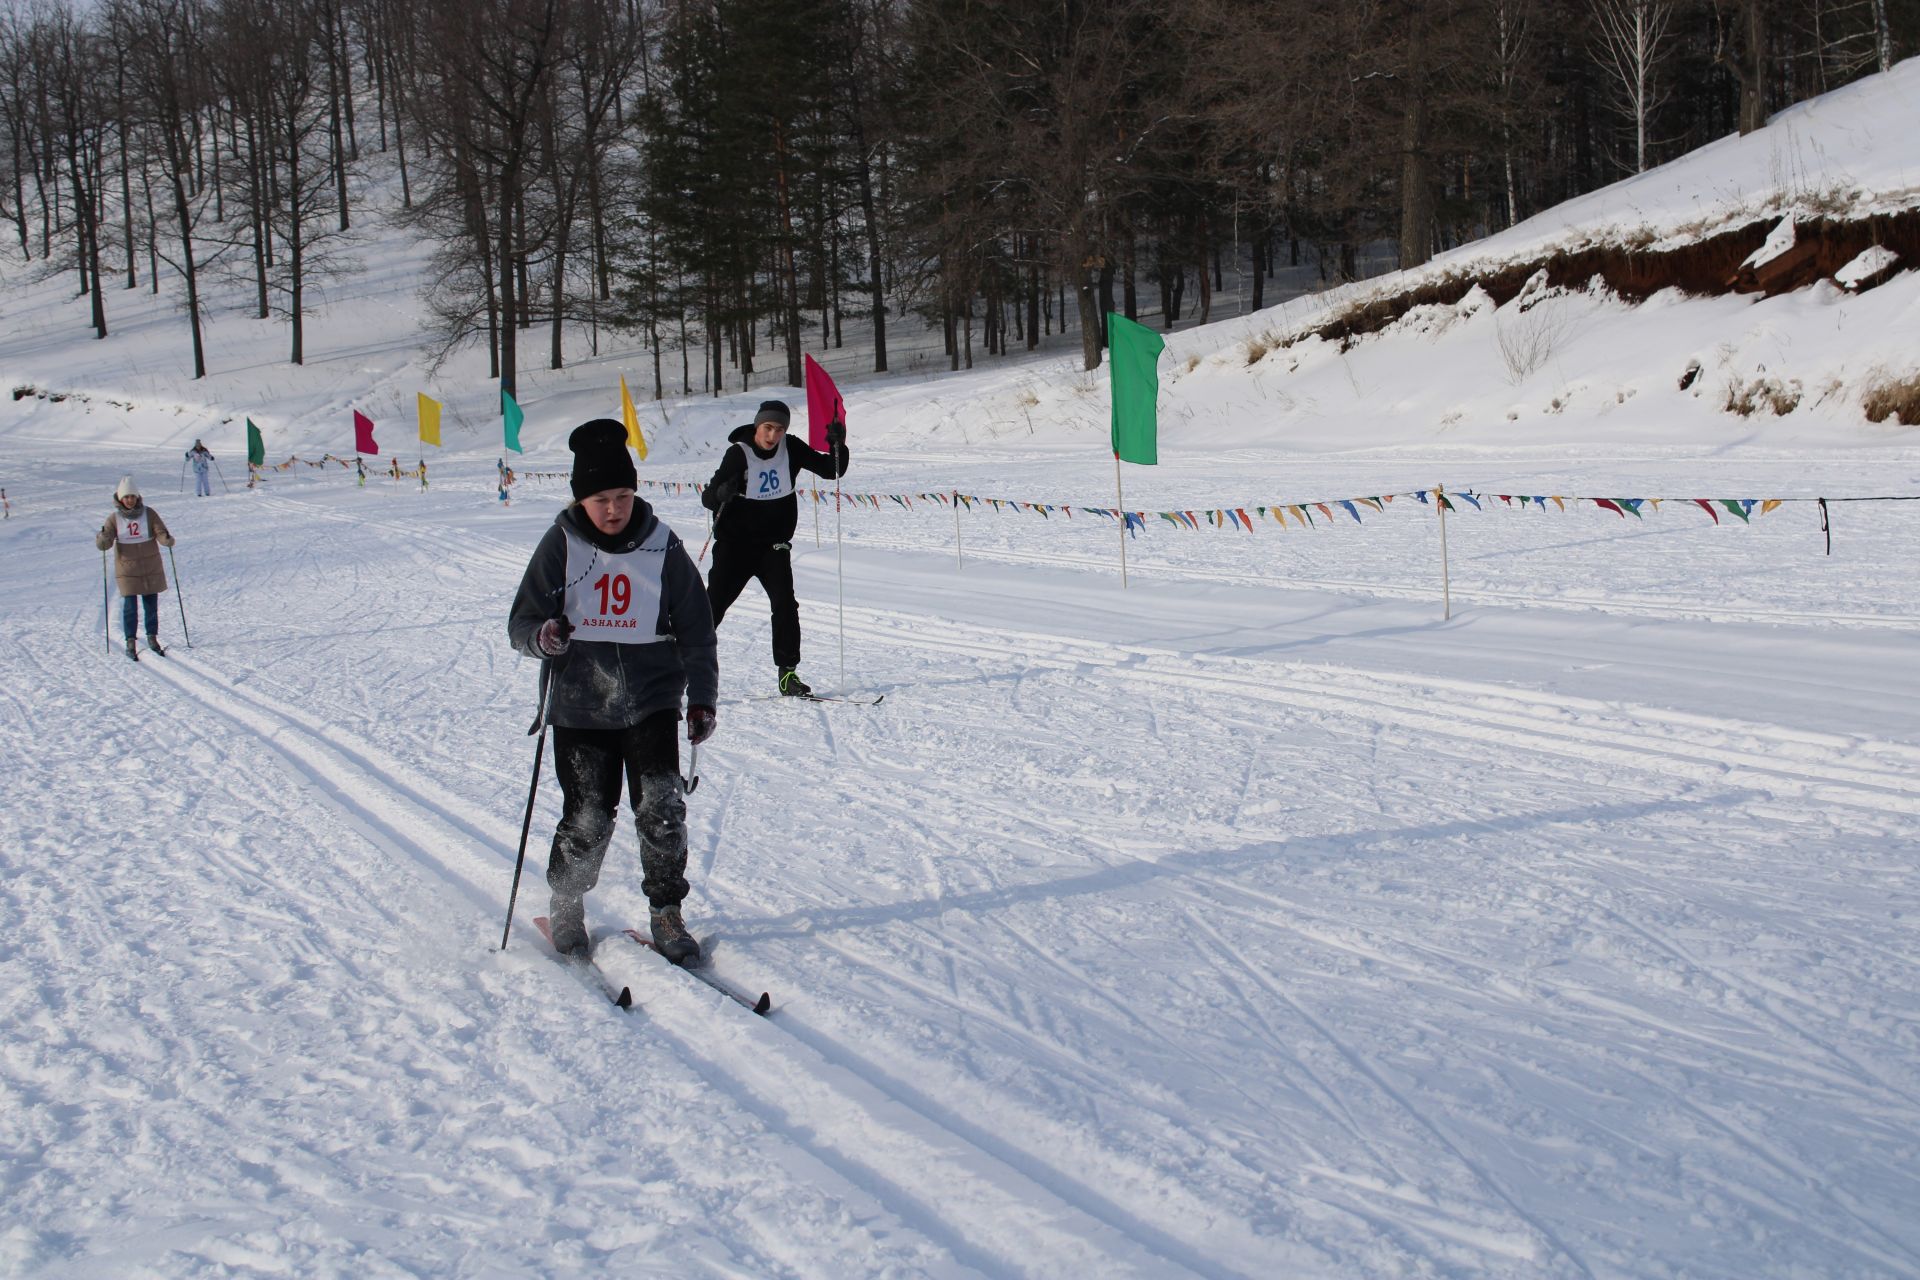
[102,549,111,654]
[499,661,557,951]
[167,546,191,647]
[212,457,229,493]
[178,456,187,493]
[683,742,700,795]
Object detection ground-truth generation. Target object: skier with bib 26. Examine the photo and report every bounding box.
[701,399,848,696]
[508,419,718,962]
[94,476,176,661]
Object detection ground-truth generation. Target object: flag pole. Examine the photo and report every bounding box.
[1436,482,1452,620]
[835,466,845,690]
[1114,452,1128,589]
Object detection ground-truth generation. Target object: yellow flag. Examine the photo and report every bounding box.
[417,393,442,447]
[619,375,647,460]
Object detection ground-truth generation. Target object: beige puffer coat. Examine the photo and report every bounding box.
[95,500,175,595]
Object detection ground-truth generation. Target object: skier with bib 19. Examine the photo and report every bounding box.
[701,399,848,697]
[94,476,176,661]
[508,420,718,963]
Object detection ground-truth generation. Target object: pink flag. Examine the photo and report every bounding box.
[354,410,379,455]
[803,354,845,452]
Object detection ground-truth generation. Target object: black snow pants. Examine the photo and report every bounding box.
[707,539,800,669]
[546,711,688,909]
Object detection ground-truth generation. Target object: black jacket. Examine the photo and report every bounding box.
[701,424,850,546]
[508,500,718,729]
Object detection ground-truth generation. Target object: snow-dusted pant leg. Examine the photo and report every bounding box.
[195,470,211,496]
[547,729,622,898]
[634,773,689,909]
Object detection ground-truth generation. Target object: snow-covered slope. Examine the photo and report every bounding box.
[2,57,1919,1280]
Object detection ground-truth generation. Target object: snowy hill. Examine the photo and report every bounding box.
[2,59,1919,1280]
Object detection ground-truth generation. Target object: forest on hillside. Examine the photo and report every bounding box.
[2,0,1913,392]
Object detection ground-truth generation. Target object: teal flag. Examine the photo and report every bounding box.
[245,419,265,466]
[503,389,525,454]
[1107,313,1164,465]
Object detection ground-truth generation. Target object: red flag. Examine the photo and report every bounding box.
[803,354,845,452]
[354,410,379,455]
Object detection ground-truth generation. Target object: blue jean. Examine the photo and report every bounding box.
[121,594,159,639]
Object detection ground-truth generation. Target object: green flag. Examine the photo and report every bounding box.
[503,389,525,454]
[1107,313,1164,465]
[246,418,265,466]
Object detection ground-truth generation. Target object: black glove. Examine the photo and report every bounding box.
[826,420,846,449]
[706,474,742,508]
[686,705,716,745]
[535,616,574,657]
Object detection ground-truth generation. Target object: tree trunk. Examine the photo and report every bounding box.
[251,115,268,319]
[289,131,305,365]
[1398,11,1434,269]
[1076,271,1103,370]
[163,126,207,377]
[773,119,803,389]
[498,165,518,395]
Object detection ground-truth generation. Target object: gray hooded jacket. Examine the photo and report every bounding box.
[508,499,718,730]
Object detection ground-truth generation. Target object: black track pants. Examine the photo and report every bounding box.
[546,713,688,909]
[707,539,801,669]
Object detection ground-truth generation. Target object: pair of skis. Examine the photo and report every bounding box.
[750,691,885,706]
[534,917,771,1015]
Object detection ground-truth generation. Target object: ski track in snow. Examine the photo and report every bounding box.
[2,460,1918,1279]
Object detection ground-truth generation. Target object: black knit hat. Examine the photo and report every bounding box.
[753,399,792,428]
[568,418,637,500]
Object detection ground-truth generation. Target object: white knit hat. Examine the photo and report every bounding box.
[114,475,140,500]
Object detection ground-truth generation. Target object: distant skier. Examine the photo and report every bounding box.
[700,399,847,696]
[418,458,429,492]
[508,419,718,963]
[355,457,367,488]
[1,487,9,518]
[94,475,176,661]
[497,457,513,506]
[185,440,214,496]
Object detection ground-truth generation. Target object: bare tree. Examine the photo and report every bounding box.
[1491,0,1537,224]
[1715,0,1774,136]
[405,0,563,398]
[119,0,220,377]
[43,7,113,339]
[1593,0,1676,171]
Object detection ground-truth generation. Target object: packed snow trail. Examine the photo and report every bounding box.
[2,456,1917,1278]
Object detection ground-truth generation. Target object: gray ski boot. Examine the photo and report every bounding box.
[649,904,700,965]
[548,894,589,956]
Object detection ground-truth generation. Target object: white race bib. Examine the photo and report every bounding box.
[561,525,670,644]
[114,513,153,545]
[738,440,793,502]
